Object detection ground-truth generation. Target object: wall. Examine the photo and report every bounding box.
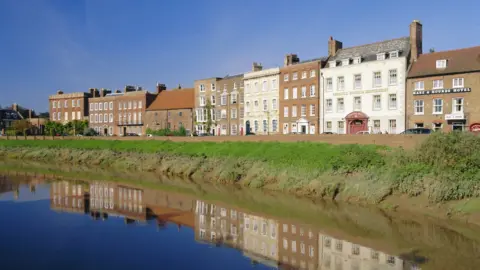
[144,108,194,133]
[194,78,219,135]
[215,75,245,136]
[49,93,89,123]
[320,56,407,134]
[407,71,480,132]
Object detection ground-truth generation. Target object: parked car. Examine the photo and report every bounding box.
[246,132,256,136]
[147,134,154,137]
[356,131,370,135]
[125,133,139,137]
[400,128,432,134]
[322,132,336,134]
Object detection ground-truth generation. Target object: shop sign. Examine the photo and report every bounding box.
[413,87,471,96]
[445,113,465,120]
[470,123,480,132]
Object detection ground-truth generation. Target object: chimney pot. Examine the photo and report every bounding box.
[156,83,167,94]
[252,62,263,72]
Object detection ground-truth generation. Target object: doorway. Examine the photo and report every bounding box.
[246,121,251,134]
[123,127,127,136]
[301,125,307,134]
[104,128,108,136]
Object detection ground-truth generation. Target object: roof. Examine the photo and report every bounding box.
[147,88,194,110]
[408,45,480,78]
[328,37,410,63]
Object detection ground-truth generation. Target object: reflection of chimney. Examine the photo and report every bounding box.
[252,62,263,72]
[156,83,167,94]
[410,20,423,63]
[328,36,343,57]
[284,54,300,66]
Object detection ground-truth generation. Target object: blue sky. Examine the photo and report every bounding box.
[1,0,479,112]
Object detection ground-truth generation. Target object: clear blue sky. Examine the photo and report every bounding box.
[1,0,479,112]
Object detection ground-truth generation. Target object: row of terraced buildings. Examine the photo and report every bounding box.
[48,20,480,136]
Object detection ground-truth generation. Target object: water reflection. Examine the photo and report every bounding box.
[0,172,465,270]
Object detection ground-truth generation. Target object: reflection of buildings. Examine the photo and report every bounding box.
[278,221,318,270]
[50,180,89,214]
[242,213,279,268]
[319,234,404,270]
[0,175,16,195]
[194,200,244,250]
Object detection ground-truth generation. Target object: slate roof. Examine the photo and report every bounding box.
[408,45,480,78]
[147,88,194,111]
[328,37,411,64]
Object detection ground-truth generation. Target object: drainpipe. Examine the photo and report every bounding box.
[321,72,325,133]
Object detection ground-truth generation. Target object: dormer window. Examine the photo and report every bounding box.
[389,51,399,58]
[376,53,386,61]
[342,59,350,66]
[329,61,336,68]
[353,57,361,64]
[436,59,447,69]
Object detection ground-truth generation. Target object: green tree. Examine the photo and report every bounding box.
[205,99,214,133]
[12,119,32,135]
[44,121,64,136]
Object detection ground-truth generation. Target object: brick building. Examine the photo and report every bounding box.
[145,85,195,134]
[88,86,156,136]
[194,77,221,135]
[407,46,480,132]
[279,54,324,135]
[49,90,91,123]
[278,221,318,270]
[215,75,245,136]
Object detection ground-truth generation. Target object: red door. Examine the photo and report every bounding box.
[349,120,367,134]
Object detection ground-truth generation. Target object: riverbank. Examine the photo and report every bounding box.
[0,132,479,217]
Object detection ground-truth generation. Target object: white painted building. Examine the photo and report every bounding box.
[244,64,280,135]
[320,37,411,134]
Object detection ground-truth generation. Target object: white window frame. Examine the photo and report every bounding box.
[337,76,345,91]
[414,100,424,115]
[452,97,464,113]
[310,85,315,97]
[433,79,444,89]
[292,106,297,117]
[453,78,464,88]
[272,99,277,110]
[199,84,205,92]
[292,72,298,80]
[414,81,424,90]
[199,96,206,106]
[353,96,362,111]
[373,71,382,88]
[337,98,344,112]
[389,69,397,85]
[436,59,447,69]
[376,53,385,61]
[284,74,289,81]
[326,78,333,92]
[263,99,268,111]
[388,94,397,110]
[354,74,362,90]
[292,87,298,99]
[301,71,307,79]
[373,95,382,111]
[284,88,289,100]
[389,51,399,58]
[310,70,316,77]
[310,104,315,116]
[284,106,289,117]
[301,86,307,98]
[301,104,306,117]
[433,98,443,114]
[326,99,333,113]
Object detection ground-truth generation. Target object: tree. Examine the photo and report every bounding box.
[12,119,32,135]
[38,112,50,118]
[44,121,64,136]
[429,48,435,53]
[205,99,214,133]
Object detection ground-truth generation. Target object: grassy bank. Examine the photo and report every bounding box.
[0,132,479,205]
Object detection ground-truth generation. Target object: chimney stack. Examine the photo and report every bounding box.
[328,36,343,57]
[156,83,167,94]
[284,54,300,66]
[57,90,64,95]
[410,20,423,63]
[177,84,182,89]
[252,62,263,72]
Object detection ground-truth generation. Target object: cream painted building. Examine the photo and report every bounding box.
[318,234,405,270]
[320,21,423,134]
[242,213,279,267]
[244,63,280,135]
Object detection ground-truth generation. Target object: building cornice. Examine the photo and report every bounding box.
[49,92,89,99]
[244,68,280,80]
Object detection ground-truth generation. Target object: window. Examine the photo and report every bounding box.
[453,78,464,88]
[301,86,307,98]
[123,102,126,110]
[98,113,102,123]
[138,101,142,108]
[353,57,361,64]
[200,96,206,106]
[221,109,227,119]
[254,120,258,132]
[71,100,75,107]
[414,100,424,115]
[64,100,68,108]
[53,113,57,120]
[99,102,103,110]
[354,97,362,111]
[211,83,216,91]
[342,59,349,66]
[271,79,277,89]
[77,111,81,120]
[415,123,424,128]
[221,93,227,105]
[71,111,75,120]
[453,98,464,113]
[254,100,259,110]
[433,79,444,89]
[389,94,397,109]
[262,81,267,91]
[300,242,305,254]
[310,104,315,116]
[128,102,132,109]
[337,76,345,91]
[292,87,298,99]
[389,119,397,134]
[292,106,297,117]
[231,109,237,119]
[338,121,345,134]
[415,81,424,90]
[436,59,447,69]
[371,250,379,260]
[300,71,306,79]
[64,112,68,121]
[301,105,306,116]
[390,51,398,58]
[326,121,332,132]
[284,74,289,81]
[254,82,259,92]
[326,78,333,91]
[326,99,333,112]
[373,120,381,133]
[433,123,443,131]
[211,95,216,105]
[58,112,61,120]
[284,106,289,117]
[293,72,298,80]
[263,120,267,133]
[376,53,385,60]
[433,99,443,114]
[284,88,289,100]
[352,244,360,255]
[199,84,205,92]
[310,85,315,97]
[239,108,244,118]
[389,69,397,85]
[272,120,278,132]
[109,113,113,123]
[310,70,316,77]
[337,98,344,112]
[109,102,113,110]
[53,101,56,108]
[283,238,288,249]
[335,240,343,251]
[373,72,382,88]
[104,113,108,123]
[58,101,61,109]
[373,95,381,110]
[272,99,277,110]
[291,241,297,253]
[239,93,244,104]
[105,102,109,110]
[387,256,396,265]
[329,61,336,67]
[354,74,362,89]
[263,100,268,111]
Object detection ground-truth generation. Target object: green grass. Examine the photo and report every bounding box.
[1,132,480,204]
